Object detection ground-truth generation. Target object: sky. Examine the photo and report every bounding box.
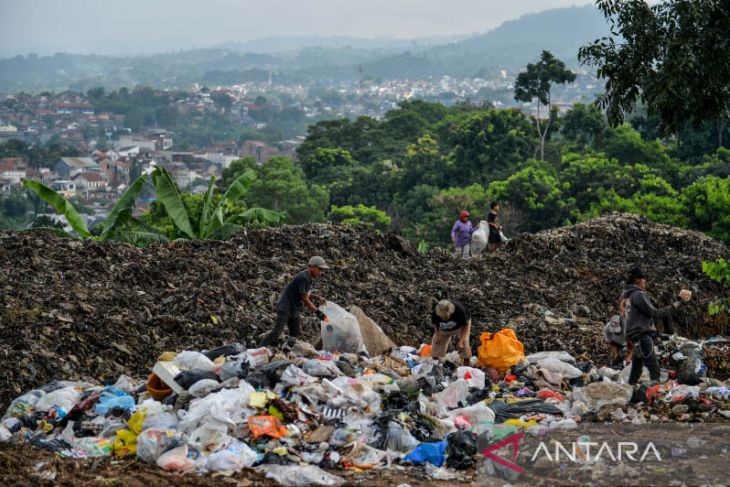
[0,0,594,57]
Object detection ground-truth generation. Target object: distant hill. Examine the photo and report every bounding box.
[0,5,610,92]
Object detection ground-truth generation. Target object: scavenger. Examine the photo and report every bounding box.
[430,298,472,365]
[451,210,476,259]
[487,202,502,252]
[604,315,629,367]
[260,256,329,347]
[620,264,691,384]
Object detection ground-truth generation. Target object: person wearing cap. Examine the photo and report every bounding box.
[430,299,472,365]
[260,256,329,347]
[451,210,476,259]
[619,264,692,384]
[604,315,627,367]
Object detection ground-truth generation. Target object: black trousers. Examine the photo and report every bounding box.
[259,311,301,347]
[628,334,660,384]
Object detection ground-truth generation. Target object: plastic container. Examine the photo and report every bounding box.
[146,373,173,401]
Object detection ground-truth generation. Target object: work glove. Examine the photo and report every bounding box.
[316,310,327,321]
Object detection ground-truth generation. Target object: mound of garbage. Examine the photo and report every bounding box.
[0,213,727,409]
[1,334,728,484]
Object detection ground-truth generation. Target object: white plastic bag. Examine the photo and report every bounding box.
[142,411,179,431]
[34,386,82,413]
[0,424,11,443]
[188,379,220,398]
[280,365,318,387]
[470,221,489,255]
[384,421,419,452]
[173,351,215,372]
[447,401,496,434]
[537,357,583,379]
[136,429,180,463]
[205,439,257,473]
[527,351,577,366]
[434,379,469,410]
[187,422,230,452]
[156,445,199,472]
[456,366,486,389]
[179,383,254,433]
[320,301,367,354]
[259,464,345,486]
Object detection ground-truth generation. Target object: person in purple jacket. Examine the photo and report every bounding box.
[451,210,476,259]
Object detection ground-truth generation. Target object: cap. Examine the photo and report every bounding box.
[308,256,330,269]
[626,264,646,280]
[460,210,470,219]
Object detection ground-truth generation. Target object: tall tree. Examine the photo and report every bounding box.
[579,0,730,147]
[514,50,576,161]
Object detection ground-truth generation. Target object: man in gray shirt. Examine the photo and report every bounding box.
[260,256,329,347]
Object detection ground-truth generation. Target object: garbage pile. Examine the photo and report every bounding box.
[1,213,727,411]
[2,320,728,484]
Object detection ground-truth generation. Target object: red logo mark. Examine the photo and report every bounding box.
[481,431,525,474]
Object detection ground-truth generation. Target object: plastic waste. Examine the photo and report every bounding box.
[572,382,633,413]
[303,359,344,377]
[156,445,199,472]
[280,364,317,387]
[259,464,345,486]
[0,424,11,442]
[173,351,215,372]
[477,329,526,372]
[526,351,577,366]
[320,301,367,354]
[178,383,254,433]
[73,437,113,458]
[95,391,135,415]
[434,379,469,410]
[488,399,563,422]
[205,439,257,473]
[218,360,249,381]
[456,366,486,389]
[136,429,180,463]
[112,375,138,393]
[203,343,246,361]
[3,389,45,419]
[35,386,81,413]
[445,430,477,469]
[188,379,220,398]
[403,441,448,467]
[342,442,391,469]
[383,420,420,452]
[174,370,219,390]
[537,357,583,379]
[470,220,489,255]
[188,422,230,452]
[447,401,495,434]
[247,415,286,439]
[349,305,396,356]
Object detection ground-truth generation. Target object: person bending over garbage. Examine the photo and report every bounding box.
[260,256,329,347]
[604,315,629,368]
[620,264,691,385]
[431,299,472,365]
[451,210,476,259]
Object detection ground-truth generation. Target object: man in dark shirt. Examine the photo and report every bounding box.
[430,299,472,365]
[260,256,329,347]
[487,201,502,252]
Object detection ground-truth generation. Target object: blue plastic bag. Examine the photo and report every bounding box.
[95,392,135,415]
[403,441,447,467]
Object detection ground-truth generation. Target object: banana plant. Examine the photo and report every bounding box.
[23,174,167,246]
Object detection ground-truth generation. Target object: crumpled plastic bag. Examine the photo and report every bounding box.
[142,411,179,431]
[303,359,344,378]
[537,357,583,379]
[173,351,215,372]
[178,383,254,433]
[280,365,318,387]
[342,442,391,469]
[477,329,526,372]
[188,379,220,398]
[247,415,286,439]
[113,409,146,457]
[572,382,633,413]
[188,422,231,452]
[526,351,577,366]
[95,391,135,415]
[320,301,367,354]
[156,445,199,472]
[403,441,447,467]
[456,367,486,389]
[259,464,345,486]
[445,430,477,469]
[434,379,469,410]
[447,401,495,434]
[205,439,257,473]
[326,377,382,412]
[136,428,180,463]
[35,386,82,414]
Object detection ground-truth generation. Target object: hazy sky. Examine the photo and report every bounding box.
[0,0,594,57]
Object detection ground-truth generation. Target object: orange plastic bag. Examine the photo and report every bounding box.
[477,329,526,372]
[247,415,286,439]
[419,344,432,357]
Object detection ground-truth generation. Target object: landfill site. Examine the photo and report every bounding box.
[0,213,729,486]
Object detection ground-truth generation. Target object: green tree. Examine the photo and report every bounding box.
[514,50,576,160]
[419,183,491,247]
[682,176,730,244]
[580,0,730,146]
[328,204,391,233]
[487,162,571,232]
[560,103,608,148]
